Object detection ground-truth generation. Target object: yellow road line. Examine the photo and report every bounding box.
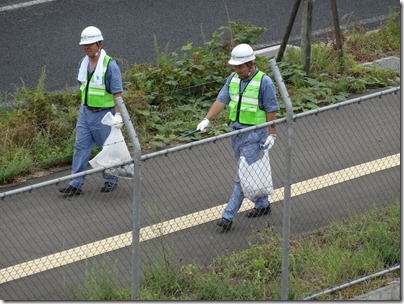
[0,153,400,284]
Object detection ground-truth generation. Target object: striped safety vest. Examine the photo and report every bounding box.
[228,70,267,125]
[80,55,114,108]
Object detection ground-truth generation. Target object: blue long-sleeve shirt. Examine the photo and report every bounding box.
[216,69,279,128]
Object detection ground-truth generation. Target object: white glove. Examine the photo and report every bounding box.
[197,118,210,131]
[261,134,276,150]
[113,112,123,128]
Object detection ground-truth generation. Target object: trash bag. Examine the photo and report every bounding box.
[239,149,274,200]
[89,112,134,179]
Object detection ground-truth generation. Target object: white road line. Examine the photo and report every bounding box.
[0,153,400,284]
[0,0,55,12]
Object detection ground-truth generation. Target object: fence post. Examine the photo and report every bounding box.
[269,59,294,300]
[114,97,141,300]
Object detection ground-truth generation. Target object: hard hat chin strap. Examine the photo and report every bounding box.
[245,62,254,76]
[94,42,103,56]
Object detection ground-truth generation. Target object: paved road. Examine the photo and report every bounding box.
[0,0,398,94]
[0,0,400,299]
[0,88,400,300]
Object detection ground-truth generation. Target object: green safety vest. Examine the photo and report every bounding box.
[228,71,267,125]
[80,55,114,108]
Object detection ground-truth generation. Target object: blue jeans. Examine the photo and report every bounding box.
[222,126,269,221]
[69,105,118,189]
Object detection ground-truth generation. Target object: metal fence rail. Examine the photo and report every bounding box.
[0,86,400,300]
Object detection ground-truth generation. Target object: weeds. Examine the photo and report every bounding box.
[73,256,130,300]
[73,201,400,300]
[0,9,400,184]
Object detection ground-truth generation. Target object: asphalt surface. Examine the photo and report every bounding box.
[0,0,398,94]
[0,85,400,300]
[0,0,401,299]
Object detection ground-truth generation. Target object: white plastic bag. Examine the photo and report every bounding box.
[239,149,274,200]
[89,112,134,179]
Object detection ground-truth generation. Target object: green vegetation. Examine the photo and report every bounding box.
[0,6,400,185]
[73,200,400,300]
[73,256,131,300]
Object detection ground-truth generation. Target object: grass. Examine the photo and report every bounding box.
[73,256,131,300]
[0,6,400,185]
[1,7,398,300]
[73,200,400,300]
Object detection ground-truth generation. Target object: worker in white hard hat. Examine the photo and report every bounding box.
[59,26,124,196]
[196,43,279,230]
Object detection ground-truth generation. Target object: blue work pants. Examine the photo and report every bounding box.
[69,105,118,189]
[222,127,269,221]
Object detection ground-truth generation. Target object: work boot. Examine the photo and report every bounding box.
[246,206,271,218]
[217,218,233,231]
[59,185,82,196]
[100,182,118,193]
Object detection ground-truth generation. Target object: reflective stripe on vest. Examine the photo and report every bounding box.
[80,55,114,108]
[228,71,267,125]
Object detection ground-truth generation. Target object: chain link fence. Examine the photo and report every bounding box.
[0,84,400,300]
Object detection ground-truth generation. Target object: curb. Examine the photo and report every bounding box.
[351,280,401,300]
[255,45,400,74]
[362,56,400,73]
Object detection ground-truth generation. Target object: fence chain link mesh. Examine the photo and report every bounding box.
[0,87,400,300]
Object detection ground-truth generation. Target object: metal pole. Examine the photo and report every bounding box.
[300,0,313,74]
[114,96,141,300]
[269,59,294,300]
[330,0,344,70]
[276,0,302,62]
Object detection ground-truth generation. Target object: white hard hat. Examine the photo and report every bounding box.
[228,44,256,65]
[79,26,103,45]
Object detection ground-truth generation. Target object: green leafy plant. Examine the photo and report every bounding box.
[0,14,400,184]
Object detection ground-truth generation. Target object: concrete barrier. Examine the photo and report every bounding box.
[351,280,401,300]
